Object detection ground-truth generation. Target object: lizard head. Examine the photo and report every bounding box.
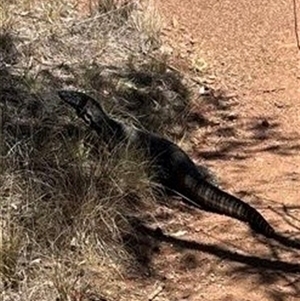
[58,90,108,126]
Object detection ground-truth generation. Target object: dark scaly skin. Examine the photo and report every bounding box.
[58,90,275,238]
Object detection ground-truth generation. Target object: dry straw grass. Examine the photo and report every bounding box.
[0,0,193,300]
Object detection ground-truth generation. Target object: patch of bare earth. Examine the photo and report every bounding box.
[147,0,300,300]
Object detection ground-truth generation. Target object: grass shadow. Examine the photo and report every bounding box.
[191,89,300,162]
[135,222,300,300]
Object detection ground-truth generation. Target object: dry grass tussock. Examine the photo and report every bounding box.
[0,0,194,300]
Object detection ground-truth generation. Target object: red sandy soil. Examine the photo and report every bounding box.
[74,1,300,300]
[145,0,300,300]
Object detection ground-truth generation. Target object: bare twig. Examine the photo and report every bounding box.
[148,283,165,301]
[293,0,300,50]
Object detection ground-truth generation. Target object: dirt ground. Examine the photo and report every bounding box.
[135,1,300,300]
[56,1,300,300]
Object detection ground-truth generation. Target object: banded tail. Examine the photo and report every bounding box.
[181,174,275,237]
